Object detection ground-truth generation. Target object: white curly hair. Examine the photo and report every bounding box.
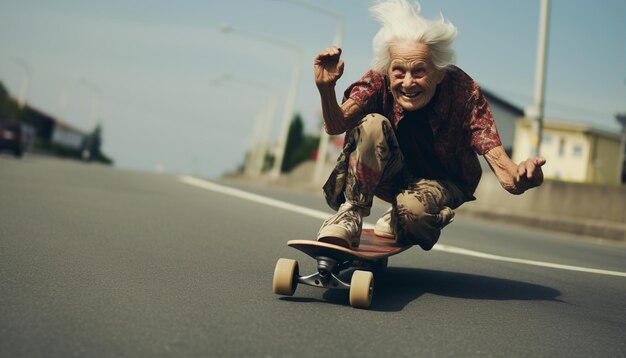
[370,0,458,74]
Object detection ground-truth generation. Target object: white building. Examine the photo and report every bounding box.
[513,118,622,185]
[52,120,87,149]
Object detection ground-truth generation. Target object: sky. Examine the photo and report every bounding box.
[1,0,624,179]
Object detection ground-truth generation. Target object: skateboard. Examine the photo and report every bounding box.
[272,228,411,309]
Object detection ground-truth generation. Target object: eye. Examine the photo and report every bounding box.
[391,67,405,79]
[412,68,427,78]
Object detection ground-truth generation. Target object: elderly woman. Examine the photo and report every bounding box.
[314,0,545,250]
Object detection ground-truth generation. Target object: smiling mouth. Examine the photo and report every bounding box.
[400,89,421,98]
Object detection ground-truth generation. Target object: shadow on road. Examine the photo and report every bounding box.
[309,267,562,312]
[278,268,562,311]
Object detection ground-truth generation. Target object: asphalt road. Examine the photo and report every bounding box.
[1,154,625,357]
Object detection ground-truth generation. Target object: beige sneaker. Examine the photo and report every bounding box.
[374,206,454,240]
[317,202,363,249]
[374,207,395,239]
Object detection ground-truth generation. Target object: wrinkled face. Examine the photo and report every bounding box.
[388,41,444,111]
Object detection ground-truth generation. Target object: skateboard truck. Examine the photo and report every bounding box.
[273,256,375,308]
[297,256,350,290]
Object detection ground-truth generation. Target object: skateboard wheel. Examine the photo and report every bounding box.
[273,258,299,296]
[349,270,373,308]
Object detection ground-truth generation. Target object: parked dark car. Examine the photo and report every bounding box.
[0,121,25,157]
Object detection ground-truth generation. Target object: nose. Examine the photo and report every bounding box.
[402,72,415,88]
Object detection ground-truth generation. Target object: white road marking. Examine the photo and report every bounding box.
[433,245,626,277]
[181,175,626,278]
[180,175,330,220]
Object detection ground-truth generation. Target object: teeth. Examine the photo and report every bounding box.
[401,91,419,98]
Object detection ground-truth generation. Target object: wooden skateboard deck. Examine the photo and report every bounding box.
[288,229,411,262]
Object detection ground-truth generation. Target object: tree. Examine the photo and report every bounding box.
[83,124,113,165]
[0,82,19,120]
[281,113,319,173]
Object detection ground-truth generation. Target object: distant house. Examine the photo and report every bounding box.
[18,101,56,142]
[513,118,622,185]
[483,88,524,155]
[16,100,88,150]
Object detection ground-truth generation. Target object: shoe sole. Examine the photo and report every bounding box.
[318,236,357,249]
[374,228,395,239]
[317,226,360,249]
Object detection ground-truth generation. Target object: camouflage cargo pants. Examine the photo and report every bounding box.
[322,113,466,250]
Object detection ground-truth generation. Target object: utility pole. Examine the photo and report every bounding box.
[617,112,626,184]
[530,0,551,158]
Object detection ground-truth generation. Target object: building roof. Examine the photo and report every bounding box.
[9,96,87,135]
[54,119,87,134]
[517,117,622,140]
[481,87,525,117]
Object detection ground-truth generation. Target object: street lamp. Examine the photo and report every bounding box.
[211,74,278,177]
[77,78,102,161]
[13,57,31,109]
[58,88,69,123]
[78,78,102,130]
[220,25,304,179]
[275,0,345,184]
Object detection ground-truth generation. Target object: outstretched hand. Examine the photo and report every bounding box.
[515,157,546,192]
[314,46,345,89]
